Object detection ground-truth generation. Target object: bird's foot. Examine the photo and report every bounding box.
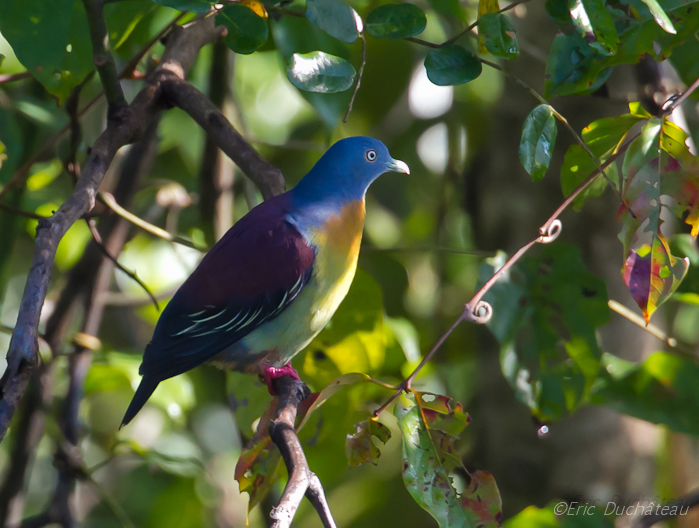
[261,363,301,395]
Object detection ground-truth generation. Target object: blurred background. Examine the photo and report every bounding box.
[1,0,699,526]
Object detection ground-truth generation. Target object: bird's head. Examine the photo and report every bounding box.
[294,136,410,202]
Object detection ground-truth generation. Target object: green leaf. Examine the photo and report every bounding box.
[85,364,132,396]
[234,399,282,512]
[346,418,391,467]
[151,0,214,13]
[545,0,573,26]
[477,0,501,53]
[591,352,699,435]
[365,4,427,39]
[478,13,519,59]
[395,393,502,528]
[505,501,613,526]
[638,0,676,34]
[216,5,268,54]
[0,0,94,103]
[568,0,619,56]
[287,51,356,93]
[482,244,609,421]
[271,16,353,127]
[306,0,359,43]
[424,44,482,86]
[544,33,611,97]
[519,104,557,181]
[560,145,613,210]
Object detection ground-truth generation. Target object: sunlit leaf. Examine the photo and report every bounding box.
[622,237,688,323]
[414,391,470,470]
[85,364,132,395]
[287,51,356,93]
[477,0,501,53]
[395,393,502,527]
[216,5,268,54]
[568,0,619,56]
[618,117,699,320]
[638,0,676,34]
[505,501,612,526]
[306,0,359,43]
[519,104,557,181]
[424,44,482,86]
[481,245,609,421]
[366,4,427,39]
[0,0,94,103]
[479,13,519,59]
[298,373,376,430]
[346,418,391,467]
[234,398,283,512]
[560,145,613,210]
[591,352,699,435]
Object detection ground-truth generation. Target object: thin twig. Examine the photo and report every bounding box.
[86,219,160,310]
[98,192,205,251]
[0,203,48,220]
[0,72,32,84]
[361,245,494,256]
[343,32,366,123]
[633,489,699,527]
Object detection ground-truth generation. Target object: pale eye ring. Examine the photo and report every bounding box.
[366,149,377,162]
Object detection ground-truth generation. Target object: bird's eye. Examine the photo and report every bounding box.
[366,149,377,162]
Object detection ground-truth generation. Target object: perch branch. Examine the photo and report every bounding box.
[269,377,337,528]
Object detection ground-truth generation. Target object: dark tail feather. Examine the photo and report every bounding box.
[121,377,159,428]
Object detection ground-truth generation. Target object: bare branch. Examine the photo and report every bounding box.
[82,0,126,112]
[269,377,337,528]
[633,489,699,527]
[162,78,286,199]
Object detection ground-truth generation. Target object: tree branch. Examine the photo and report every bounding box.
[0,17,222,444]
[633,489,699,527]
[162,78,286,199]
[82,0,126,112]
[269,377,337,528]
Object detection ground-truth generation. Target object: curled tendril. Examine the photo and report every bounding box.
[537,219,562,244]
[464,300,492,324]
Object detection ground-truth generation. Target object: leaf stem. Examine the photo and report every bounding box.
[98,192,205,251]
[343,32,366,123]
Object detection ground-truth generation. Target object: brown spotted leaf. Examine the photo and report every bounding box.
[345,418,391,467]
[395,392,502,528]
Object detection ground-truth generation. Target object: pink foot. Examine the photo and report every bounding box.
[261,362,301,395]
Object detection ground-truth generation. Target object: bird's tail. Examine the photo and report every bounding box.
[120,376,159,428]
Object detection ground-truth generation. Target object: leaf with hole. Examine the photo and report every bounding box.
[216,5,268,54]
[478,13,519,59]
[519,104,557,181]
[395,393,502,527]
[287,51,356,93]
[306,0,359,43]
[424,44,482,86]
[366,4,427,39]
[568,0,619,56]
[346,418,391,467]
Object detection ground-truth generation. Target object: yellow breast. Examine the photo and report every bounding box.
[309,200,365,331]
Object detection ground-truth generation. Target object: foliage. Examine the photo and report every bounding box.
[2,0,699,525]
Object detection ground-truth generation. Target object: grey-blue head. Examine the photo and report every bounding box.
[293,136,409,203]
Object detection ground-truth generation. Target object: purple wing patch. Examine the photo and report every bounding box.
[139,193,315,381]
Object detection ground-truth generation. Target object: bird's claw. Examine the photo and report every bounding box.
[261,363,301,395]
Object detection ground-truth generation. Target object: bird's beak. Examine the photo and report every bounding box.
[386,158,410,175]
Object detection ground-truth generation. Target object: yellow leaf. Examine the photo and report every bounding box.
[238,0,267,18]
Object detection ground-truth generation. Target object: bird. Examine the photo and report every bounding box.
[121,136,409,427]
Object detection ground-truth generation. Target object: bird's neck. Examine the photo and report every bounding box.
[291,163,368,204]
